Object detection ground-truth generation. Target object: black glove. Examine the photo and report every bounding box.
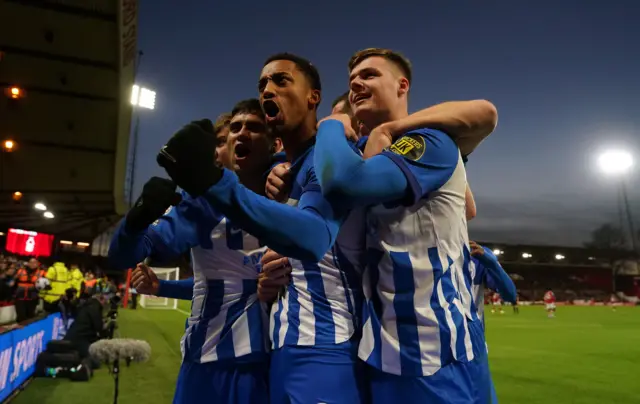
[156,119,223,197]
[125,177,182,233]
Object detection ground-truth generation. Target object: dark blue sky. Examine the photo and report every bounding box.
[133,0,640,246]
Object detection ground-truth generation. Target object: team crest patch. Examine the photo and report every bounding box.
[389,134,425,161]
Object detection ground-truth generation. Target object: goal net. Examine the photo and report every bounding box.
[139,266,180,310]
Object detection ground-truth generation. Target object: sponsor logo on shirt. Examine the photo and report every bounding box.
[389,133,425,161]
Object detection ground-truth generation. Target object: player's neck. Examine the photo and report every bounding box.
[237,170,266,196]
[281,114,317,162]
[365,107,408,131]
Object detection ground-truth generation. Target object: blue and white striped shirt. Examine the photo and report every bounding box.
[146,194,269,364]
[270,143,364,349]
[358,129,478,377]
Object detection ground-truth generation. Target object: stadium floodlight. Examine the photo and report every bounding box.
[34,202,47,211]
[130,84,156,110]
[555,254,565,260]
[77,242,90,247]
[60,240,73,245]
[597,150,633,175]
[43,211,54,219]
[2,140,15,152]
[492,249,503,256]
[522,252,532,259]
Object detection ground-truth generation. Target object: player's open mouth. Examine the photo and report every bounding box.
[234,142,251,161]
[262,100,282,124]
[352,93,370,105]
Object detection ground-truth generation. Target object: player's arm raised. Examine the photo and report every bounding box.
[157,120,343,263]
[315,119,459,209]
[363,100,497,159]
[470,241,517,304]
[108,179,205,270]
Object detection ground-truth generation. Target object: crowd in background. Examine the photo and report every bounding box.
[0,252,121,326]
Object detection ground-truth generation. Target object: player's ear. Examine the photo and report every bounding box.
[397,77,410,97]
[308,89,321,110]
[272,137,283,153]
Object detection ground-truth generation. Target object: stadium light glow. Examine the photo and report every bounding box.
[522,252,532,259]
[598,150,633,175]
[492,249,503,256]
[43,211,54,219]
[77,242,90,247]
[130,85,156,110]
[12,191,22,201]
[59,240,73,245]
[6,87,24,99]
[2,140,15,152]
[0,232,4,236]
[555,254,565,260]
[34,202,47,211]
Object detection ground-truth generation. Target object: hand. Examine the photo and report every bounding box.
[157,119,223,197]
[368,123,394,144]
[131,263,160,295]
[318,113,358,142]
[125,177,182,233]
[258,250,292,303]
[470,241,484,256]
[265,163,292,202]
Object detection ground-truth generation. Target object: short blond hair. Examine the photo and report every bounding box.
[213,113,231,135]
[348,48,412,84]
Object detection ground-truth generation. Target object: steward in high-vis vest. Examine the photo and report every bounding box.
[42,261,69,312]
[15,258,44,323]
[83,272,98,297]
[68,264,84,298]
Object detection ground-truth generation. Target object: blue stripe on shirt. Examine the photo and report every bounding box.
[390,251,422,375]
[217,279,257,356]
[187,279,225,360]
[427,247,453,366]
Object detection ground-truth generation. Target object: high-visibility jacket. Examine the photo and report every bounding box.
[68,268,84,297]
[15,268,42,300]
[84,278,97,296]
[41,262,69,303]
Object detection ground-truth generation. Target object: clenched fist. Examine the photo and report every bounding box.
[265,162,292,202]
[258,249,292,303]
[131,263,160,296]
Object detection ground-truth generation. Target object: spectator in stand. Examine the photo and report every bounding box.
[42,261,70,313]
[14,258,44,323]
[83,271,98,296]
[4,263,17,301]
[68,264,84,298]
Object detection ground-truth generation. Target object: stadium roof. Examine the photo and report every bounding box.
[0,0,137,242]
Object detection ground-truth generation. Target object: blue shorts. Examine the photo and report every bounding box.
[368,320,492,404]
[173,359,269,404]
[270,342,368,404]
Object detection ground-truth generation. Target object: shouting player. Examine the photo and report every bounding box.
[544,288,556,318]
[156,53,367,403]
[313,48,497,403]
[109,99,285,404]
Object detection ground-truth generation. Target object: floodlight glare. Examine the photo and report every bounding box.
[43,211,54,219]
[598,150,633,175]
[131,84,156,110]
[34,202,47,211]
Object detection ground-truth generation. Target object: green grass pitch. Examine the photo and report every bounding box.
[14,303,640,403]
